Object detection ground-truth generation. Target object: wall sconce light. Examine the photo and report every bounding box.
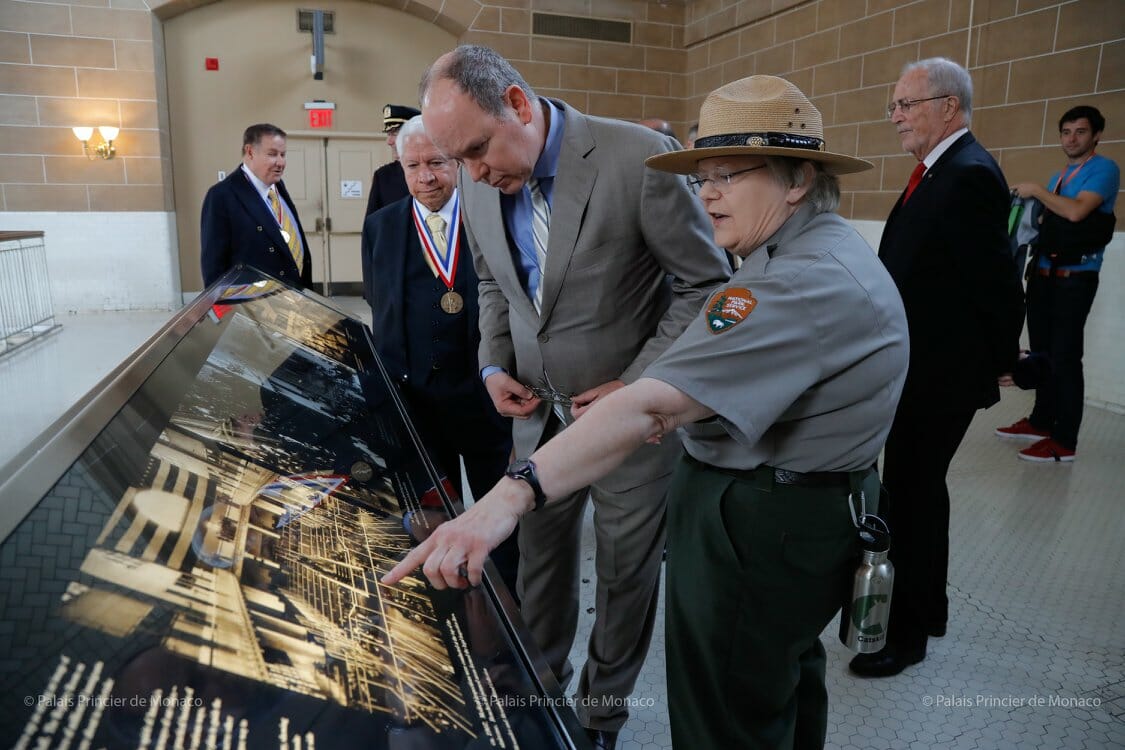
[72,125,119,160]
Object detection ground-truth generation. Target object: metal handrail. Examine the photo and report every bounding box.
[0,231,61,356]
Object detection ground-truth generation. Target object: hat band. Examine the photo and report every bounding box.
[694,132,825,152]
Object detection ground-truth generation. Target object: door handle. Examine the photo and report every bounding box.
[315,217,324,232]
[326,216,333,232]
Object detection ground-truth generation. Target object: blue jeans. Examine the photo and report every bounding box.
[1026,271,1099,449]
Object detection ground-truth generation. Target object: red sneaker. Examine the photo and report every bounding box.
[995,418,1050,441]
[1018,438,1076,463]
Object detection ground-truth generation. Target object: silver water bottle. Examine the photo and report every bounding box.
[839,519,894,653]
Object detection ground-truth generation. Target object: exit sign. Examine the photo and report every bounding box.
[309,109,333,128]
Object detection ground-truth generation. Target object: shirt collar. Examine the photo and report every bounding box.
[922,127,968,169]
[531,98,565,180]
[240,163,274,199]
[413,188,459,226]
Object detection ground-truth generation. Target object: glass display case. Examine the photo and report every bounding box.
[0,267,587,749]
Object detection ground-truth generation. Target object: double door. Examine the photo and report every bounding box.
[285,136,390,296]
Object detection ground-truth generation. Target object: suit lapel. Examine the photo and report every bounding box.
[461,173,539,322]
[232,168,297,273]
[539,103,595,326]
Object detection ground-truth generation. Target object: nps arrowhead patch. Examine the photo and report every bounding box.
[706,287,757,333]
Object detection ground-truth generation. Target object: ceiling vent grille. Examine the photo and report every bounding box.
[532,13,630,44]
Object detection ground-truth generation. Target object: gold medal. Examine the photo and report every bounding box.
[440,291,464,314]
[280,229,291,244]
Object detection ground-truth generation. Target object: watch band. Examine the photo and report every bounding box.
[505,458,547,511]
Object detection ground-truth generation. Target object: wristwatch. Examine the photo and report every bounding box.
[505,458,547,511]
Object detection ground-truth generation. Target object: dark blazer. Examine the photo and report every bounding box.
[362,197,482,385]
[364,160,410,218]
[879,132,1024,411]
[200,166,313,289]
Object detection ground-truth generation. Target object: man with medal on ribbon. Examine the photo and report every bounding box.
[361,115,519,596]
[201,123,312,289]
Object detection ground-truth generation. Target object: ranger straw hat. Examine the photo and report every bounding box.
[646,75,873,175]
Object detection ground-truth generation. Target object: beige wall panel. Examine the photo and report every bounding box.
[646,46,687,73]
[4,183,88,211]
[1099,40,1125,91]
[840,13,892,59]
[851,189,898,221]
[115,40,155,72]
[560,64,615,92]
[817,0,866,30]
[974,101,1049,148]
[0,94,37,125]
[739,19,774,54]
[893,0,952,45]
[501,8,530,34]
[1057,0,1125,50]
[838,155,882,191]
[543,88,587,111]
[786,68,814,95]
[434,0,479,34]
[811,93,836,125]
[44,155,125,184]
[774,4,817,43]
[0,0,72,34]
[123,156,164,184]
[974,8,1056,67]
[708,32,740,66]
[824,122,859,156]
[835,85,894,125]
[948,0,971,29]
[705,7,738,40]
[0,154,44,182]
[969,0,1017,24]
[618,69,671,97]
[686,43,708,72]
[635,21,673,48]
[998,145,1069,185]
[668,73,690,99]
[1048,91,1125,135]
[89,183,167,210]
[721,55,756,85]
[587,91,643,119]
[532,36,589,65]
[1015,0,1059,11]
[120,100,159,129]
[0,30,29,63]
[862,43,922,87]
[70,6,152,41]
[692,64,724,97]
[517,60,561,89]
[812,56,861,97]
[972,62,1010,108]
[0,63,77,96]
[474,6,500,32]
[0,124,79,155]
[37,96,119,127]
[76,68,156,99]
[795,28,839,69]
[755,41,794,75]
[918,29,968,62]
[164,0,456,290]
[642,95,684,121]
[1009,48,1101,103]
[30,34,115,67]
[857,119,908,157]
[883,153,923,188]
[590,40,644,69]
[648,2,686,24]
[461,30,528,60]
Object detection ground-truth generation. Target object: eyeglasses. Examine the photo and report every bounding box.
[525,382,573,407]
[687,164,766,190]
[886,95,952,119]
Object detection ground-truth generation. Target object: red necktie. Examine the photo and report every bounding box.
[903,162,926,203]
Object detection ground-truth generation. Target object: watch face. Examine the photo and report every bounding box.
[508,459,533,475]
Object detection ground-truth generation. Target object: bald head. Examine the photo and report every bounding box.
[638,118,676,138]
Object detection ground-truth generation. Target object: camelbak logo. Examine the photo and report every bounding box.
[850,594,889,635]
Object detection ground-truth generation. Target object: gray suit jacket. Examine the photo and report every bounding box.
[460,100,729,491]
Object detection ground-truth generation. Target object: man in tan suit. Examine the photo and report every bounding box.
[420,45,729,749]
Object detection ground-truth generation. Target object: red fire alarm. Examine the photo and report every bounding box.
[205,57,219,71]
[309,109,333,128]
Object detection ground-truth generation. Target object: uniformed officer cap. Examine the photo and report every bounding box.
[383,104,421,132]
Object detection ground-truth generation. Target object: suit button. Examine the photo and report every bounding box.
[257,226,263,232]
[538,333,550,343]
[279,271,285,277]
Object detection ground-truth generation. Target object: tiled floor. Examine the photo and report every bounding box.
[1,300,1122,750]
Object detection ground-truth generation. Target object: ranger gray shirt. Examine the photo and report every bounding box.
[644,204,909,472]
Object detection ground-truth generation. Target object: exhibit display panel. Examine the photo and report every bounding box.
[0,268,586,750]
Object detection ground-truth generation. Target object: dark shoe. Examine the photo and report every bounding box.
[928,622,947,637]
[849,644,925,678]
[585,728,618,750]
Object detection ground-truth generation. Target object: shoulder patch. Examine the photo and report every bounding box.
[706,287,757,333]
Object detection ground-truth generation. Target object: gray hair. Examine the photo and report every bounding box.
[764,157,840,214]
[419,45,537,117]
[903,57,973,125]
[396,115,429,148]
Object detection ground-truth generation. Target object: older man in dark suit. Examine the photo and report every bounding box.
[850,58,1024,678]
[361,115,517,595]
[201,123,311,289]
